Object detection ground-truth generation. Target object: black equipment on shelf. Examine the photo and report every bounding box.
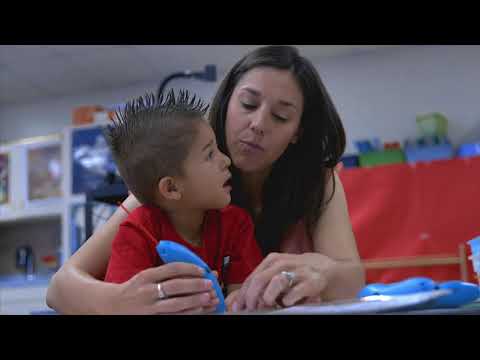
[84,181,128,240]
[157,64,217,97]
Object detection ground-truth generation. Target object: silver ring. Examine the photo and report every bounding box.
[157,282,168,300]
[281,271,296,288]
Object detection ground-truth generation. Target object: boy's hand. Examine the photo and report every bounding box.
[111,263,219,315]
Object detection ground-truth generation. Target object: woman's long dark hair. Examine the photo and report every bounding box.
[210,45,346,256]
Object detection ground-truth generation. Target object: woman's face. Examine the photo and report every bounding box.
[225,67,304,174]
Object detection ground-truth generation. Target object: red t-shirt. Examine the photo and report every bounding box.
[104,204,263,286]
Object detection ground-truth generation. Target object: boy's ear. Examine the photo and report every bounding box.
[158,177,182,201]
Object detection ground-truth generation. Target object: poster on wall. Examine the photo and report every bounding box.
[0,152,9,205]
[27,144,63,201]
[71,126,119,194]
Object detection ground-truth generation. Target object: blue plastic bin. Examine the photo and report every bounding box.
[458,142,480,159]
[341,155,359,168]
[404,143,454,164]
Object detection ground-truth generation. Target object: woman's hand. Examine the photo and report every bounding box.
[225,289,239,312]
[231,253,336,312]
[109,263,219,314]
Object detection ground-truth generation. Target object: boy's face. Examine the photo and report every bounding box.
[176,121,232,209]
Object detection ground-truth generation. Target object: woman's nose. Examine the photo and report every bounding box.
[249,109,267,136]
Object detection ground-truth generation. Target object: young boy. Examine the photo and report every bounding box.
[103,89,263,304]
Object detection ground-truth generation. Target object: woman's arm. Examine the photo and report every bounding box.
[310,171,365,301]
[46,195,218,314]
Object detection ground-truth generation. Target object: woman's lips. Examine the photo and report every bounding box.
[239,140,265,152]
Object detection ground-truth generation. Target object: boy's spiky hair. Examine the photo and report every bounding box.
[104,89,209,205]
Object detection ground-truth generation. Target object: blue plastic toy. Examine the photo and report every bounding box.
[157,241,226,313]
[358,277,480,309]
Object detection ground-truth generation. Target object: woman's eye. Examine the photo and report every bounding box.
[207,150,214,160]
[273,114,288,122]
[241,102,257,110]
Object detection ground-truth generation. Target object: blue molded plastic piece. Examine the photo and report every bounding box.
[157,240,226,313]
[358,277,436,298]
[358,277,480,309]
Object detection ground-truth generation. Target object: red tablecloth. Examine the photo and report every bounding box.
[339,157,480,284]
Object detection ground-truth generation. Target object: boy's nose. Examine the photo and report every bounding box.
[222,153,231,168]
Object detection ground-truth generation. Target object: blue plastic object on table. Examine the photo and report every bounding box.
[358,277,480,309]
[468,237,480,278]
[468,236,480,255]
[156,241,226,313]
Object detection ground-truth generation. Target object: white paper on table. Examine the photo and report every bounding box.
[261,290,451,315]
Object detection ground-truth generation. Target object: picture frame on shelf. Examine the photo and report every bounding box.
[0,151,10,206]
[24,135,63,208]
[0,143,16,220]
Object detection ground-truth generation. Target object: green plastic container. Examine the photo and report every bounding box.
[359,149,405,167]
[416,113,448,137]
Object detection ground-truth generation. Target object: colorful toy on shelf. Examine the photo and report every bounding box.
[457,142,480,159]
[404,135,454,164]
[359,149,405,168]
[340,154,359,169]
[354,139,405,168]
[416,112,448,137]
[354,139,382,154]
[383,142,401,150]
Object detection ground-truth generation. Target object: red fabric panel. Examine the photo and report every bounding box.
[339,157,480,284]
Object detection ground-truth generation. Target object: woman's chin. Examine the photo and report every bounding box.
[233,158,265,173]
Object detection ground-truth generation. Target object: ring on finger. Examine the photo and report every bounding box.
[281,271,296,288]
[157,282,168,300]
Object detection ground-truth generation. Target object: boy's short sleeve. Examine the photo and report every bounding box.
[224,208,263,285]
[104,222,158,283]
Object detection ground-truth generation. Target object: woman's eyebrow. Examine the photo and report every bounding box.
[278,100,298,110]
[241,86,298,111]
[240,87,261,97]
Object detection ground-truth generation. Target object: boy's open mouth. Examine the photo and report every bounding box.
[223,177,232,189]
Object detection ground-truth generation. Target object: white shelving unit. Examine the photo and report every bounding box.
[0,122,118,314]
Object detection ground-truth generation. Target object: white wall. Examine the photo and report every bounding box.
[318,45,480,153]
[0,78,216,143]
[1,45,480,155]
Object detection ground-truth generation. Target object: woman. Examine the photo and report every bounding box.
[47,45,365,314]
